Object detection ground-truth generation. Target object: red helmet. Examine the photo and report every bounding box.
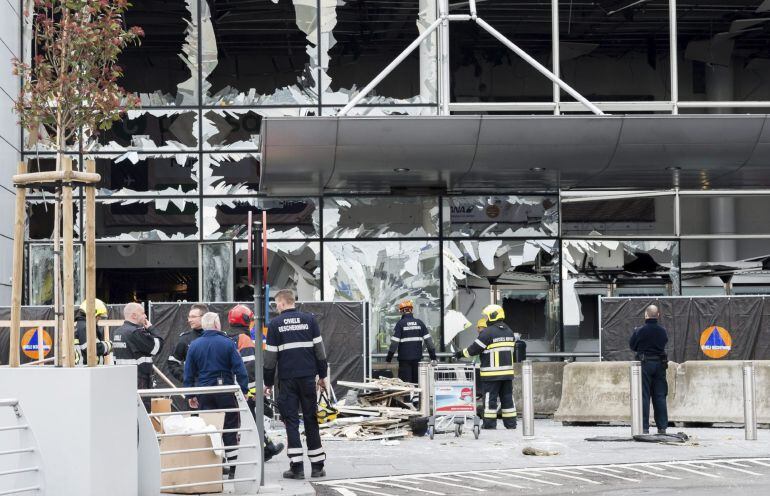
[228,304,254,328]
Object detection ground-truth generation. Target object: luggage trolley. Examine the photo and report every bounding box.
[427,363,481,439]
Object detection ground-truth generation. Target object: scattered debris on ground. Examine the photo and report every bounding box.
[321,378,423,441]
[522,446,560,456]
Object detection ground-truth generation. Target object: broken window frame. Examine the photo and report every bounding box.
[234,240,321,301]
[443,195,559,238]
[87,153,200,198]
[203,153,260,195]
[202,197,321,240]
[322,196,440,239]
[27,242,85,305]
[95,197,200,241]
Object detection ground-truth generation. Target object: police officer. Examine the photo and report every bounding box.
[74,298,112,365]
[264,289,328,480]
[454,304,517,430]
[184,312,249,479]
[385,299,437,383]
[112,302,164,411]
[167,303,208,383]
[629,304,669,435]
[227,304,284,462]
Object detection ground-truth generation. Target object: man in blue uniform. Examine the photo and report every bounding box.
[264,289,328,480]
[629,304,669,435]
[184,312,249,479]
[385,299,437,383]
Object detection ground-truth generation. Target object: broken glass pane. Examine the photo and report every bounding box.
[28,243,84,305]
[90,154,198,196]
[203,0,319,105]
[320,106,437,116]
[26,201,80,240]
[322,0,438,106]
[91,110,199,152]
[24,156,81,196]
[203,198,320,240]
[444,196,559,237]
[203,108,317,150]
[323,197,439,238]
[118,0,199,106]
[235,241,321,301]
[95,199,199,240]
[23,125,79,152]
[561,196,675,236]
[200,242,234,302]
[204,154,260,195]
[443,239,560,351]
[323,240,441,354]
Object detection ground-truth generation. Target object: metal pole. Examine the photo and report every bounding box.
[252,219,265,485]
[552,0,560,115]
[418,361,431,417]
[438,0,451,115]
[743,361,757,441]
[522,360,535,439]
[339,17,444,116]
[630,361,643,436]
[669,0,678,115]
[474,17,604,116]
[674,188,681,236]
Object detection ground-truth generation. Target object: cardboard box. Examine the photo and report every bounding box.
[151,398,172,433]
[160,412,226,494]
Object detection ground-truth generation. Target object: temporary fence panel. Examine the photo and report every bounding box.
[0,398,45,495]
[600,296,770,362]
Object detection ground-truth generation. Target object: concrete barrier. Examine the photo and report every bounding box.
[669,360,770,424]
[513,361,565,416]
[553,361,677,423]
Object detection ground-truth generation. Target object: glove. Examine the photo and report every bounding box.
[247,387,256,400]
[102,340,113,355]
[385,352,394,363]
[453,350,463,360]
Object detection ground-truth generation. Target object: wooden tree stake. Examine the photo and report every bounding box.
[85,160,97,366]
[61,156,75,368]
[9,161,27,367]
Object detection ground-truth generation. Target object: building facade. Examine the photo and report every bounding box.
[13,0,770,355]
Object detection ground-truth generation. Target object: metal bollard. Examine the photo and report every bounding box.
[419,362,431,417]
[522,360,535,439]
[630,361,643,436]
[743,361,757,441]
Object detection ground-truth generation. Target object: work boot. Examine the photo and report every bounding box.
[657,428,667,435]
[482,420,497,430]
[503,418,517,430]
[311,464,326,478]
[283,464,304,480]
[642,429,650,434]
[264,440,284,462]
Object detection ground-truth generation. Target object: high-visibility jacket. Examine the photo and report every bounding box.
[461,321,516,381]
[386,314,437,362]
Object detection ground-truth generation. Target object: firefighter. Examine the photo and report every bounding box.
[264,289,328,480]
[385,299,437,383]
[167,303,209,383]
[74,298,112,365]
[454,304,517,430]
[226,304,285,462]
[112,302,164,411]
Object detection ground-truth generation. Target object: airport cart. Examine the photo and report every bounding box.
[427,363,481,439]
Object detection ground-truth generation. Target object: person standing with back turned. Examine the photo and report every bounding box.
[629,304,669,435]
[385,299,437,383]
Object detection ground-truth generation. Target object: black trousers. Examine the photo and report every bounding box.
[200,392,241,464]
[138,374,153,412]
[641,360,668,431]
[398,360,420,384]
[277,377,325,468]
[481,379,516,429]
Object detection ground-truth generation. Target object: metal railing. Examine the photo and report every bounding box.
[0,399,44,495]
[138,385,261,493]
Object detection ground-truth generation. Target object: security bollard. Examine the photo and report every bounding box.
[419,362,431,417]
[630,361,643,436]
[522,360,535,439]
[743,361,757,441]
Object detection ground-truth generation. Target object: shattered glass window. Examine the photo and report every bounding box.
[92,110,199,151]
[323,240,441,354]
[443,196,559,237]
[323,0,438,107]
[23,156,81,196]
[443,239,560,351]
[91,155,198,196]
[204,154,260,195]
[200,242,234,302]
[26,201,81,240]
[28,243,84,305]
[118,0,199,106]
[203,198,319,240]
[561,196,675,236]
[235,241,321,301]
[95,199,199,240]
[203,108,317,150]
[203,0,319,105]
[323,197,439,238]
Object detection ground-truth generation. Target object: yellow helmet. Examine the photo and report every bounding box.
[482,304,505,323]
[476,318,488,331]
[80,298,108,318]
[397,299,414,313]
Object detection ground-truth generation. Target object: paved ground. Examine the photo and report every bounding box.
[231,419,770,495]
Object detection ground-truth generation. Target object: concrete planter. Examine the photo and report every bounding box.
[0,366,138,496]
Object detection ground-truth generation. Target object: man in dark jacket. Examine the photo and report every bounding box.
[629,304,669,435]
[386,299,437,384]
[184,312,249,479]
[454,304,517,430]
[112,302,164,411]
[167,303,208,382]
[74,298,112,365]
[264,289,328,480]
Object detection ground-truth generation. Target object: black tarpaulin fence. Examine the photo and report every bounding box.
[600,296,770,362]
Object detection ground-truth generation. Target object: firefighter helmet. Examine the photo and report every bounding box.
[397,299,414,313]
[228,304,254,328]
[79,299,108,318]
[476,318,488,331]
[481,304,505,323]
